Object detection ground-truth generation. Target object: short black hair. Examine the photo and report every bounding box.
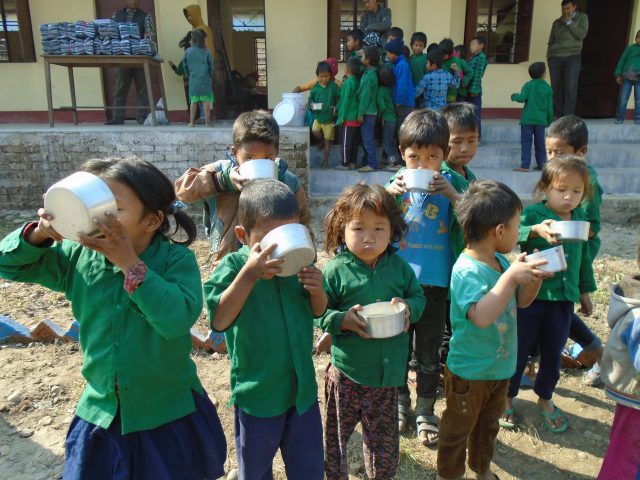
[346,56,362,77]
[455,180,523,245]
[399,108,450,152]
[528,61,546,79]
[410,32,427,46]
[472,36,486,46]
[441,102,478,134]
[561,0,577,6]
[546,115,589,150]
[316,61,332,76]
[347,28,363,44]
[363,45,380,67]
[232,110,280,149]
[454,44,467,58]
[238,179,299,234]
[378,63,395,87]
[388,26,404,39]
[438,38,454,55]
[426,42,439,54]
[427,48,444,68]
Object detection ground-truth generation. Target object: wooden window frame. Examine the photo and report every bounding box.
[0,0,36,63]
[464,0,533,64]
[327,0,388,62]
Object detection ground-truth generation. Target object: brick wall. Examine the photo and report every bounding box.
[0,127,310,216]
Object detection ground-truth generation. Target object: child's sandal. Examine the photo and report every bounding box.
[416,414,439,446]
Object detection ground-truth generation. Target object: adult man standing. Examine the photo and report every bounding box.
[106,0,156,125]
[547,0,588,118]
[360,0,392,43]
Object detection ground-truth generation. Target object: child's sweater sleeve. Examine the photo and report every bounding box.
[336,80,352,125]
[510,82,529,103]
[315,264,349,336]
[357,76,372,118]
[621,315,640,373]
[578,241,597,294]
[183,52,190,78]
[203,254,241,332]
[414,74,428,97]
[547,86,554,125]
[614,46,630,77]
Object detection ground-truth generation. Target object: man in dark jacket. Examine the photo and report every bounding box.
[106,0,156,125]
[360,0,392,43]
[547,0,589,118]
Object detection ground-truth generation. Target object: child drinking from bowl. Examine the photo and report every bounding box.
[504,156,596,433]
[309,61,340,169]
[205,179,327,479]
[0,157,227,479]
[174,110,310,268]
[437,180,547,480]
[319,183,426,480]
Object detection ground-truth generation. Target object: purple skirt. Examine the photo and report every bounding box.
[63,389,227,480]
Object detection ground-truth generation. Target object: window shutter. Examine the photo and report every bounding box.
[514,0,533,63]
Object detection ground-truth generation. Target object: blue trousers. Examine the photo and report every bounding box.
[469,94,483,138]
[520,124,546,169]
[508,300,573,400]
[234,401,324,480]
[360,115,378,169]
[381,119,399,164]
[617,79,640,121]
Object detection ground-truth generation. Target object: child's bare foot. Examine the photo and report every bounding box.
[187,123,195,128]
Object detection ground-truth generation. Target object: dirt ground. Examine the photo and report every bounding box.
[0,222,637,480]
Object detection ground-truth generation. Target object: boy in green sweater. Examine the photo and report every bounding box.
[614,29,640,124]
[309,61,340,169]
[410,32,427,106]
[357,46,380,172]
[511,62,554,171]
[335,56,362,170]
[377,63,400,168]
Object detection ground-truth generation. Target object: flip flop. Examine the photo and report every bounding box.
[416,414,439,446]
[499,408,515,430]
[540,401,568,433]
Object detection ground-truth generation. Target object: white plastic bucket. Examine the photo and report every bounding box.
[273,92,307,127]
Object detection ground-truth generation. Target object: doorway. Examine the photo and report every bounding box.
[575,0,634,118]
[95,0,165,121]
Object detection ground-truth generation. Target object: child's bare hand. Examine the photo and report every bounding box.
[578,293,593,316]
[78,211,140,271]
[229,166,248,191]
[28,208,64,244]
[430,174,458,200]
[313,332,332,355]
[507,253,549,285]
[387,174,406,196]
[450,63,459,72]
[342,305,370,339]
[168,60,175,68]
[390,297,411,332]
[244,242,284,281]
[298,266,324,295]
[531,220,559,244]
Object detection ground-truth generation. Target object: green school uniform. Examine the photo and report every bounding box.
[442,161,477,261]
[336,75,360,125]
[578,165,603,257]
[457,58,474,97]
[309,80,339,124]
[518,202,596,303]
[443,56,463,102]
[357,67,379,118]
[0,229,204,434]
[317,249,426,387]
[376,85,397,122]
[511,78,554,126]
[204,245,318,417]
[409,53,427,86]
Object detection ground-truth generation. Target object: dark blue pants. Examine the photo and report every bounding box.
[469,94,483,138]
[234,401,324,480]
[361,114,378,169]
[520,124,546,169]
[508,300,573,400]
[382,119,399,164]
[617,79,640,121]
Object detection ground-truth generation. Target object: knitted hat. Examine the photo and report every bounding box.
[384,38,404,55]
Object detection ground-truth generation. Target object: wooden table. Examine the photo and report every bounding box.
[42,55,167,127]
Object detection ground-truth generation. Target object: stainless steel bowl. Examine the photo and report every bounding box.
[525,245,567,273]
[358,301,406,339]
[551,221,590,242]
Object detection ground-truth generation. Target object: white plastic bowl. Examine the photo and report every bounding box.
[551,221,590,242]
[402,169,437,193]
[311,102,323,111]
[259,223,315,277]
[238,159,278,181]
[525,245,567,273]
[358,301,406,339]
[44,171,117,241]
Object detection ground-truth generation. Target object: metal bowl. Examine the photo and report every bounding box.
[44,171,117,241]
[259,223,315,277]
[358,301,406,339]
[525,245,567,273]
[551,221,590,242]
[311,102,323,111]
[402,169,437,193]
[238,159,278,181]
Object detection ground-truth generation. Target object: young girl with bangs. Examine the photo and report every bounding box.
[318,183,426,480]
[504,156,597,434]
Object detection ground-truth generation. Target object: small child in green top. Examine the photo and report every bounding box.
[205,180,327,479]
[453,44,474,101]
[437,180,547,480]
[439,38,463,103]
[168,31,192,109]
[409,31,428,106]
[335,56,362,170]
[614,29,640,124]
[512,62,554,171]
[310,61,340,169]
[506,157,597,434]
[319,183,426,480]
[377,64,400,168]
[346,27,364,60]
[0,158,227,478]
